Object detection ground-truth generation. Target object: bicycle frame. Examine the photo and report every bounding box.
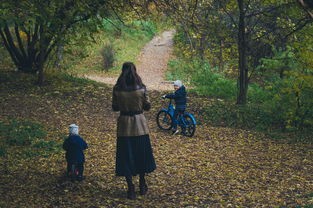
[157,97,197,137]
[164,99,197,126]
[166,99,175,117]
[178,112,197,126]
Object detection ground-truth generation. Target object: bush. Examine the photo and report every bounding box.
[262,75,313,130]
[248,83,272,103]
[203,76,313,132]
[167,59,237,100]
[100,43,115,71]
[130,20,157,39]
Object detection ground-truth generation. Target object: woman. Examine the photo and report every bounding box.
[112,62,156,200]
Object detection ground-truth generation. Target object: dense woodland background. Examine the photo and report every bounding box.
[1,0,313,207]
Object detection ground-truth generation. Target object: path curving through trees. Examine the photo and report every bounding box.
[86,30,175,91]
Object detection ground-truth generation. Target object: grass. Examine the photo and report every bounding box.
[0,118,62,160]
[63,19,158,77]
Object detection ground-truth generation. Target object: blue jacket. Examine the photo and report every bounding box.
[165,85,187,111]
[63,134,88,164]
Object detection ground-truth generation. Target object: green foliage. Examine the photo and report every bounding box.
[0,118,61,158]
[202,70,313,132]
[248,83,272,103]
[0,45,13,71]
[269,74,313,129]
[258,46,298,78]
[0,119,46,146]
[64,18,157,75]
[126,20,157,39]
[176,44,313,133]
[101,18,157,42]
[0,0,111,74]
[167,59,237,100]
[30,139,61,157]
[32,139,59,150]
[256,46,313,131]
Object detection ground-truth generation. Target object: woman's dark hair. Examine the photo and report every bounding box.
[115,62,145,90]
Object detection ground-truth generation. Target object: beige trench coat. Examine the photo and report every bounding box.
[112,87,151,137]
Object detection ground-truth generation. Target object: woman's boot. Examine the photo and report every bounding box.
[126,176,136,200]
[127,184,136,199]
[139,174,148,195]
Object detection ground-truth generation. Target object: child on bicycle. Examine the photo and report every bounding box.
[63,124,88,181]
[162,80,187,135]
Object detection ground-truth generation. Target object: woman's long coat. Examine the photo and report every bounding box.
[112,86,151,137]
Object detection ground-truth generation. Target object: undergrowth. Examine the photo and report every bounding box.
[167,57,313,140]
[63,18,158,76]
[0,118,62,159]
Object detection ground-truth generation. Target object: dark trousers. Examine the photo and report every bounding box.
[173,109,185,130]
[67,163,84,177]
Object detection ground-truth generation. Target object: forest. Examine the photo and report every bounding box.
[1,0,313,207]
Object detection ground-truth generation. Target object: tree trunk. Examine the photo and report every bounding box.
[0,23,38,73]
[219,39,224,71]
[54,42,64,69]
[199,34,206,60]
[37,25,45,86]
[236,0,248,105]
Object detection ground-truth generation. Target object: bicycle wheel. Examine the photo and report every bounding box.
[156,110,173,130]
[181,114,196,137]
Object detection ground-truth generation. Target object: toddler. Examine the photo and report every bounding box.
[63,124,88,181]
[162,80,187,135]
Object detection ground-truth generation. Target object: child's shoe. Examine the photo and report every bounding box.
[77,175,85,182]
[172,129,179,135]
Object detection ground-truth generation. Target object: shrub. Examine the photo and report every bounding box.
[248,83,272,103]
[263,75,313,130]
[203,77,313,132]
[100,43,115,71]
[167,59,237,100]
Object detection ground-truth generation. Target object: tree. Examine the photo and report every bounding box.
[233,0,312,104]
[0,0,112,85]
[236,0,248,104]
[152,0,313,104]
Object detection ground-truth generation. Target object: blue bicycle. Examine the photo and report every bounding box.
[156,97,196,137]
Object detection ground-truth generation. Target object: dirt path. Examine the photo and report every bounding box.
[86,30,175,91]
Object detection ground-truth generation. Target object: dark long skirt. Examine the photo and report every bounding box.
[115,134,156,176]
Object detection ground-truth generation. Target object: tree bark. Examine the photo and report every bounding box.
[0,23,37,73]
[219,39,224,71]
[54,43,64,69]
[236,0,248,105]
[37,25,45,86]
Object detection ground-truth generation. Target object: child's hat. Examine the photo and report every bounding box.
[69,124,78,128]
[69,124,79,135]
[173,80,182,88]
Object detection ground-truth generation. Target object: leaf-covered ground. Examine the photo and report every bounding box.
[0,72,313,207]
